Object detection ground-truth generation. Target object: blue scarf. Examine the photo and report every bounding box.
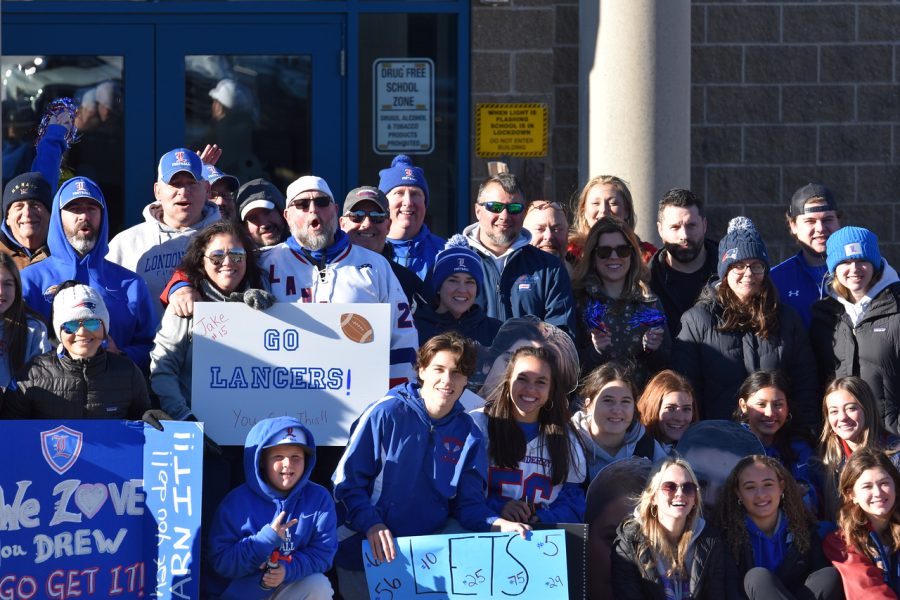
[868,529,900,595]
[285,229,350,268]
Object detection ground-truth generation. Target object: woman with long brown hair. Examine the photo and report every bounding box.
[717,455,840,599]
[825,448,900,598]
[572,216,669,386]
[611,457,727,599]
[672,217,818,428]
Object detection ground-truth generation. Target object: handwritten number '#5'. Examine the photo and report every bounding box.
[542,534,560,557]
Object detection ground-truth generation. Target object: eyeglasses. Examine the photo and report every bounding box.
[204,248,247,266]
[659,481,698,497]
[288,196,332,211]
[477,201,525,215]
[730,262,766,275]
[345,210,388,224]
[210,190,235,202]
[594,244,632,259]
[61,318,103,334]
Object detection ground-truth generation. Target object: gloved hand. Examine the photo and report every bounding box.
[142,409,174,431]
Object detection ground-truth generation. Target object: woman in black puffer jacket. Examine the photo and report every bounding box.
[811,226,900,435]
[611,457,733,600]
[672,217,819,431]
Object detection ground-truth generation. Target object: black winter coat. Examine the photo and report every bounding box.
[725,523,828,597]
[810,279,900,435]
[412,298,502,348]
[611,518,732,600]
[672,285,820,429]
[3,349,150,419]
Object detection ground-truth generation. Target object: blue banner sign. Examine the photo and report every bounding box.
[363,529,569,599]
[0,420,203,600]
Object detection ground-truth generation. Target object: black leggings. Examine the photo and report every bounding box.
[744,566,844,600]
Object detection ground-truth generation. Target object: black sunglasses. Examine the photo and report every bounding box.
[477,201,525,215]
[345,210,388,224]
[288,196,332,211]
[594,244,632,259]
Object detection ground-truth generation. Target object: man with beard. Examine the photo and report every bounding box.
[20,176,157,370]
[462,172,576,335]
[649,188,718,337]
[236,178,289,249]
[770,183,841,328]
[262,176,417,386]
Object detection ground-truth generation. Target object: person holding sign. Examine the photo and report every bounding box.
[3,282,150,419]
[471,345,587,524]
[611,457,728,599]
[331,332,529,598]
[150,219,274,421]
[208,416,336,599]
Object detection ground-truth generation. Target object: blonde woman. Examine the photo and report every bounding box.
[611,457,728,599]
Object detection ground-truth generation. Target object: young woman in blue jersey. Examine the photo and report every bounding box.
[717,455,841,600]
[471,345,587,524]
[820,376,900,517]
[734,371,822,515]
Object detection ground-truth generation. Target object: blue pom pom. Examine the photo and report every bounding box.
[626,306,667,331]
[584,300,609,333]
[35,97,79,148]
[444,234,470,250]
[391,154,413,168]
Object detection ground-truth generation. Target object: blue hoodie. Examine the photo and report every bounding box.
[386,224,445,281]
[19,177,157,371]
[207,417,337,600]
[332,382,499,570]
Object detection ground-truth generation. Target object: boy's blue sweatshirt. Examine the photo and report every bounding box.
[207,417,337,600]
[332,382,498,570]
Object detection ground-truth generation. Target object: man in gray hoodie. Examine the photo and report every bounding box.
[107,148,221,318]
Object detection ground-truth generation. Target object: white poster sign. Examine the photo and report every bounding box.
[191,302,390,445]
[374,58,434,154]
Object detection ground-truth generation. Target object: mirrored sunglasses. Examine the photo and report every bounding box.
[345,210,388,224]
[477,201,525,215]
[61,318,103,334]
[204,248,247,266]
[288,196,332,211]
[594,244,632,259]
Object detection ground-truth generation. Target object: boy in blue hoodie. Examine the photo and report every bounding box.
[208,417,337,599]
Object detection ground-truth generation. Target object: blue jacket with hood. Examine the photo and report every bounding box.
[207,417,337,599]
[386,223,445,281]
[20,177,157,370]
[332,382,499,570]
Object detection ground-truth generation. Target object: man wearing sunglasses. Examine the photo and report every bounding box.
[378,154,445,281]
[260,175,418,387]
[338,186,425,304]
[108,148,221,319]
[462,172,576,336]
[19,176,157,371]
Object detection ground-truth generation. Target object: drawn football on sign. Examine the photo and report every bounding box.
[340,313,375,344]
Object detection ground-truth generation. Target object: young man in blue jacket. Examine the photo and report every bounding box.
[208,416,336,599]
[331,331,529,598]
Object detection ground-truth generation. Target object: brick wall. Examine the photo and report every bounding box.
[470,0,580,210]
[692,1,900,264]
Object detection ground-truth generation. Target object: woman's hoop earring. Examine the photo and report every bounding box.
[650,504,658,518]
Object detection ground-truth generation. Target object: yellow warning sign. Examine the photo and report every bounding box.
[475,103,548,158]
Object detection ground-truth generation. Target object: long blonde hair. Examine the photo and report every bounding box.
[632,457,703,578]
[572,175,635,238]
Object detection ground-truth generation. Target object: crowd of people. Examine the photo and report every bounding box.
[4,108,900,600]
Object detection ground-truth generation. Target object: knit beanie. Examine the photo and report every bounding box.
[3,172,52,215]
[378,154,429,204]
[52,284,110,337]
[717,216,769,279]
[825,226,882,275]
[432,234,485,292]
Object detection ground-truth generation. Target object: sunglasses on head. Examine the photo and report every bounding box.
[594,244,632,259]
[344,210,388,224]
[530,200,563,211]
[61,318,103,334]
[288,196,331,211]
[477,201,525,215]
[659,481,698,497]
[204,248,247,266]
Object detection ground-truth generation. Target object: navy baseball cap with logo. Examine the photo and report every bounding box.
[58,176,104,209]
[203,164,239,192]
[157,148,204,184]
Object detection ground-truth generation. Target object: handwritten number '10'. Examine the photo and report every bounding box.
[420,552,438,570]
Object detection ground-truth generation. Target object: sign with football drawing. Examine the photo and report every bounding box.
[191,303,390,445]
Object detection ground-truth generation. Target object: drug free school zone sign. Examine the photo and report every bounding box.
[191,303,390,446]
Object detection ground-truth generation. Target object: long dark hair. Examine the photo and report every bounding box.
[716,455,813,563]
[716,274,780,339]
[179,220,264,294]
[733,370,803,466]
[484,346,578,486]
[0,253,41,371]
[572,216,651,302]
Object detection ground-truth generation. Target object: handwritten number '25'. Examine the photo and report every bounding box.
[397,303,413,328]
[464,569,486,587]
